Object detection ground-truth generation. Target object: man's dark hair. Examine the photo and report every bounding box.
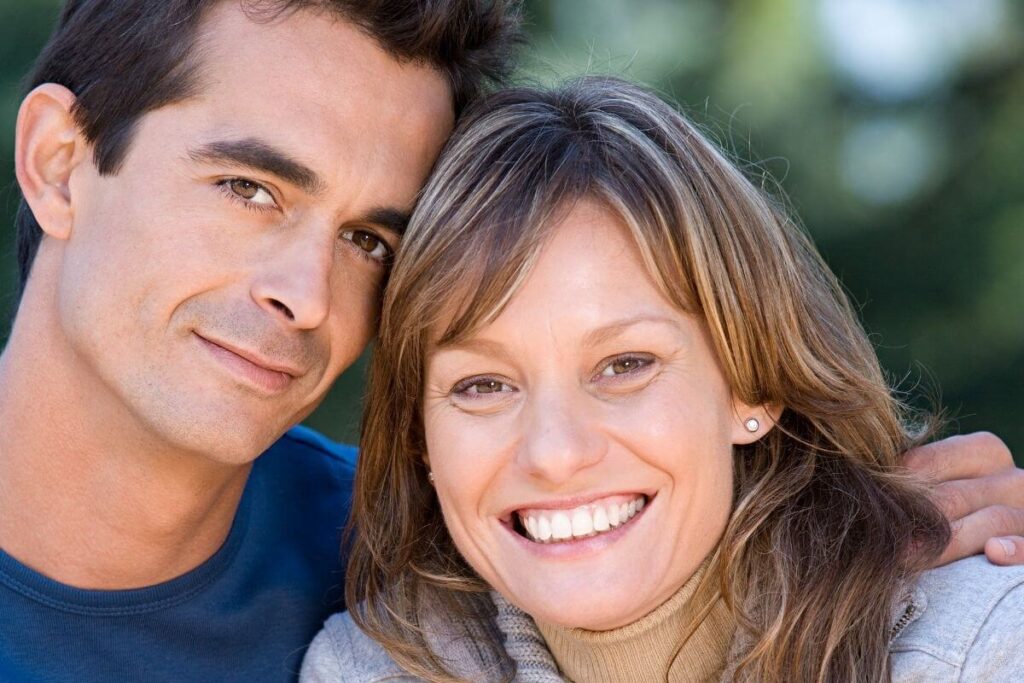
[13,0,523,297]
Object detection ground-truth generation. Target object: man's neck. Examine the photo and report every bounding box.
[0,298,252,590]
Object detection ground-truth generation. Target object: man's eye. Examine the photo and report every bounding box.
[341,229,392,262]
[224,178,276,206]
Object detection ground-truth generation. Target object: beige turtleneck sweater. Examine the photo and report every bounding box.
[534,561,736,683]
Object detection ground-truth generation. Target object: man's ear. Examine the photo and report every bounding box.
[14,83,90,241]
[731,399,784,445]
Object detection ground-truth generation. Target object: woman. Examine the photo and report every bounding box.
[302,77,1024,682]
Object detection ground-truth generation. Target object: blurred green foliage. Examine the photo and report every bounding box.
[1,0,1021,458]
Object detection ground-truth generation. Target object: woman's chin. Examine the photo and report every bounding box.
[495,572,662,631]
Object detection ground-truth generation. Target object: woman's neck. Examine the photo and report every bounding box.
[535,559,735,682]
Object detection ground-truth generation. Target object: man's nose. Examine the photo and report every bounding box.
[516,389,607,485]
[250,231,333,330]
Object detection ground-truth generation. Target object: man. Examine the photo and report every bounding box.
[1,1,515,680]
[0,1,1021,682]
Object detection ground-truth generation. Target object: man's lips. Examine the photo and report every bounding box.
[194,333,303,393]
[197,334,303,376]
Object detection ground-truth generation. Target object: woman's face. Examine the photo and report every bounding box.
[423,199,765,630]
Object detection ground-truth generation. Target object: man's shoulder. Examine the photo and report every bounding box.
[257,426,358,496]
[266,425,358,472]
[891,556,1024,680]
[248,426,357,552]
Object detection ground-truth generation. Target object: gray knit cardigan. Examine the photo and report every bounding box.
[301,555,1024,682]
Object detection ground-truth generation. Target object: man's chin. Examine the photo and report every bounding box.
[175,424,286,465]
[132,399,296,465]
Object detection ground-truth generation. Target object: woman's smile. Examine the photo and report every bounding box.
[492,492,658,571]
[513,493,649,544]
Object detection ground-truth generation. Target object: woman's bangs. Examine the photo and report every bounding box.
[432,186,581,347]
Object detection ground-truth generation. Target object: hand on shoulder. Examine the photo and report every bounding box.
[902,432,1024,566]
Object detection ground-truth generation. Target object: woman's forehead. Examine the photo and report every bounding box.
[425,202,684,350]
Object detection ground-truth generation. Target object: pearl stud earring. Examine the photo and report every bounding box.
[744,417,760,433]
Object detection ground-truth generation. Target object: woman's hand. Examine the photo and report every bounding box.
[903,432,1024,566]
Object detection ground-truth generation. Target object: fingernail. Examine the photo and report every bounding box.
[998,538,1017,557]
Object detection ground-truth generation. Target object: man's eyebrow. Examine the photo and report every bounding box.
[356,207,411,237]
[188,138,326,196]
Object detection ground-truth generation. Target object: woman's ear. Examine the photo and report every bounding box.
[14,83,90,241]
[731,399,784,445]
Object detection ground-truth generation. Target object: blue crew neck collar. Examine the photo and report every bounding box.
[0,477,254,617]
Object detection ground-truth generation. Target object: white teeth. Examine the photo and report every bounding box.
[571,509,593,536]
[537,516,552,541]
[551,512,573,540]
[517,495,647,543]
[526,517,537,538]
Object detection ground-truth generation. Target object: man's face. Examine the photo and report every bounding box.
[52,3,453,461]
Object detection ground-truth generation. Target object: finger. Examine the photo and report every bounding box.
[902,432,1014,482]
[985,537,1024,566]
[934,505,1024,567]
[933,469,1024,521]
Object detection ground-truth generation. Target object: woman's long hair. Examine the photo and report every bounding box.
[345,76,951,682]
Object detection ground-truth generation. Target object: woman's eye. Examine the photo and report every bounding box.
[454,378,515,396]
[226,178,275,206]
[599,355,653,377]
[341,229,392,262]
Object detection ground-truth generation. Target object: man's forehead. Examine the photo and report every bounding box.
[192,1,453,113]
[191,2,453,134]
[174,1,453,215]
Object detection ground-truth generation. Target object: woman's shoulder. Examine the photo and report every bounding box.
[300,599,517,683]
[300,610,418,683]
[890,555,1024,682]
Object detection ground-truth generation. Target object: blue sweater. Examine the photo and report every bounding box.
[0,426,355,682]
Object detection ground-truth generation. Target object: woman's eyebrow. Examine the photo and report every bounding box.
[433,337,510,358]
[433,316,682,356]
[583,314,681,347]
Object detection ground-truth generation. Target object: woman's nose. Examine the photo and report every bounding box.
[516,390,607,485]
